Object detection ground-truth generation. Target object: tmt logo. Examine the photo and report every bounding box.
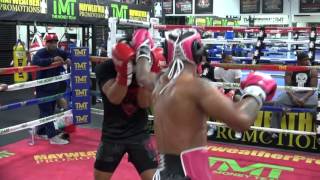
[52,0,76,20]
[210,157,294,179]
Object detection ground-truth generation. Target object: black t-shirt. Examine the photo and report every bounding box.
[291,70,311,87]
[201,63,215,81]
[95,60,149,143]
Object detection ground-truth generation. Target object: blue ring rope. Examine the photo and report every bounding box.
[0,91,71,111]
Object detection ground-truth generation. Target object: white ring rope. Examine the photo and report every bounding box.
[89,73,317,92]
[118,19,150,28]
[7,74,70,91]
[209,82,319,92]
[0,110,72,135]
[90,108,316,136]
[202,38,320,45]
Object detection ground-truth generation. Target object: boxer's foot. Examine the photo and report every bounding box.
[50,135,69,145]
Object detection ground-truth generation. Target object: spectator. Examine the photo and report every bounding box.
[32,33,70,145]
[200,51,215,82]
[214,53,243,138]
[214,53,242,101]
[269,52,318,138]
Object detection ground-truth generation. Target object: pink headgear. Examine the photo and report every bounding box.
[165,28,203,65]
[131,28,154,49]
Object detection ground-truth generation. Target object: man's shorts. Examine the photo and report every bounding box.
[94,138,158,174]
[153,154,190,180]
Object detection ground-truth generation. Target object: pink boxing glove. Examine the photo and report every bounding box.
[240,72,277,108]
[112,42,135,86]
[131,28,154,50]
[225,90,235,100]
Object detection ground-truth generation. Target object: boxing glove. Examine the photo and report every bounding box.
[131,28,154,50]
[225,90,235,100]
[240,72,277,108]
[112,43,135,86]
[136,40,152,63]
[150,47,167,73]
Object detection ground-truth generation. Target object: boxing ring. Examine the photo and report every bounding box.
[1,25,320,179]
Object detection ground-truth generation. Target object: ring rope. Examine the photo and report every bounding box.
[5,74,70,91]
[0,110,72,135]
[0,56,111,76]
[261,105,316,113]
[209,82,319,93]
[0,91,70,112]
[0,62,63,75]
[153,25,320,33]
[90,108,316,136]
[211,63,320,71]
[202,38,320,45]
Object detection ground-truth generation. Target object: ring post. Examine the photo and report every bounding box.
[70,47,91,125]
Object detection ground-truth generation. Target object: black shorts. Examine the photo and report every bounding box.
[153,154,190,180]
[94,138,158,174]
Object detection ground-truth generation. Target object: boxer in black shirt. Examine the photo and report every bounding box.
[94,29,163,180]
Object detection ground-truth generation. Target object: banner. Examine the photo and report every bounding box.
[240,15,289,25]
[208,111,318,153]
[109,2,150,22]
[262,0,283,13]
[0,0,152,25]
[195,0,213,14]
[186,16,240,27]
[300,0,320,13]
[0,0,108,25]
[163,0,173,14]
[240,0,260,14]
[70,47,91,125]
[175,0,192,14]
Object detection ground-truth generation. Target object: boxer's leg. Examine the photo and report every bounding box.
[127,138,158,180]
[94,141,126,180]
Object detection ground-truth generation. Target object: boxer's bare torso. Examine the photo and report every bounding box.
[152,63,258,155]
[153,70,207,154]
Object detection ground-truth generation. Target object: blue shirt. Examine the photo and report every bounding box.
[32,48,69,95]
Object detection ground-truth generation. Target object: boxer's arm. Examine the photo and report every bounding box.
[137,87,152,108]
[96,61,128,105]
[136,57,157,91]
[101,79,128,105]
[197,80,260,131]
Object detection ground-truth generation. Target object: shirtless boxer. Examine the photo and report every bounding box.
[135,28,277,180]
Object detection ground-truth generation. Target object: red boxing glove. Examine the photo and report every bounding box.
[151,47,167,73]
[112,43,135,86]
[131,28,154,50]
[225,90,235,100]
[240,72,277,108]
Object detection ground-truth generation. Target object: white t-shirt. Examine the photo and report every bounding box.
[214,67,242,83]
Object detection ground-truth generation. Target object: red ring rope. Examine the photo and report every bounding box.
[153,25,320,33]
[0,56,112,75]
[0,62,63,75]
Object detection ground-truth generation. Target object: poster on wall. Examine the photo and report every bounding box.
[139,0,153,5]
[240,0,260,14]
[154,1,163,18]
[300,0,320,13]
[262,0,283,13]
[175,0,192,14]
[163,0,173,14]
[195,0,213,14]
[122,0,136,4]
